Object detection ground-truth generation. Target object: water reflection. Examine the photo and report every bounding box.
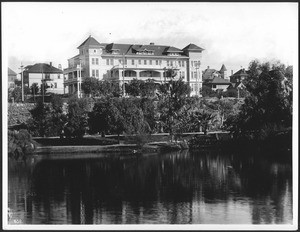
[8,149,292,224]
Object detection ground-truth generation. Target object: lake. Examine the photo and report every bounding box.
[8,148,292,224]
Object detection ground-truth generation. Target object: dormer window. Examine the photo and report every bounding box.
[168,52,180,56]
[112,50,120,54]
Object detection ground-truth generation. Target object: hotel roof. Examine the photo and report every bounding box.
[77,36,103,49]
[182,43,205,52]
[78,36,203,57]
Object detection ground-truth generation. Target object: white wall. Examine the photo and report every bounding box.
[29,73,64,94]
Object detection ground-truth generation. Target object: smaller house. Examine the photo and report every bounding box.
[230,68,249,84]
[204,76,231,91]
[23,63,64,94]
[202,64,231,91]
[8,68,17,89]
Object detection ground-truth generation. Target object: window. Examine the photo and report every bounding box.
[106,59,109,65]
[167,61,169,66]
[182,61,185,67]
[96,58,99,65]
[194,61,197,66]
[92,70,95,77]
[119,59,122,64]
[156,60,159,65]
[94,50,97,53]
[45,74,50,80]
[170,61,173,66]
[144,60,147,65]
[191,61,193,67]
[92,58,95,65]
[160,60,162,65]
[178,61,181,67]
[54,82,57,88]
[138,60,141,65]
[96,70,99,77]
[191,72,194,79]
[149,60,152,65]
[124,59,127,65]
[110,59,114,65]
[212,84,216,88]
[182,71,185,77]
[132,59,135,65]
[57,74,60,79]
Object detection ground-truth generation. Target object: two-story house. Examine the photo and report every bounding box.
[64,36,205,96]
[202,64,231,91]
[22,63,64,94]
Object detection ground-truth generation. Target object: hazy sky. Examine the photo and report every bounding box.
[2,2,298,75]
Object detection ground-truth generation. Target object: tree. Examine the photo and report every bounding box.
[157,69,191,141]
[9,87,22,102]
[190,110,216,135]
[230,60,292,139]
[30,83,39,102]
[81,77,99,96]
[64,96,90,138]
[88,97,149,141]
[8,129,35,160]
[125,79,143,97]
[98,80,121,97]
[40,82,49,96]
[28,95,66,137]
[28,100,51,136]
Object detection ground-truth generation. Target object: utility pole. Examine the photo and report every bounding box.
[20,64,24,102]
[122,53,125,97]
[79,60,82,98]
[195,62,199,97]
[42,69,44,103]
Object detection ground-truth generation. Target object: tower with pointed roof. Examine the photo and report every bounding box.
[219,64,228,79]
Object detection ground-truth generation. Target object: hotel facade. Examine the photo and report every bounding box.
[64,36,204,96]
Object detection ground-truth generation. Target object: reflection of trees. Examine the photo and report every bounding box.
[8,148,292,224]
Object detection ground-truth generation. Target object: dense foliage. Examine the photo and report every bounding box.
[8,129,35,160]
[81,77,121,97]
[226,60,292,139]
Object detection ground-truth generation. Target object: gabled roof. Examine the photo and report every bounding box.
[77,36,103,49]
[24,63,63,74]
[220,64,227,72]
[182,43,204,52]
[231,68,249,77]
[210,76,231,84]
[8,68,17,76]
[202,69,220,80]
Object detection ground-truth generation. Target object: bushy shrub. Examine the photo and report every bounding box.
[8,129,35,160]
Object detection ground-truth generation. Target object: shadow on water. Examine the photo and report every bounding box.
[8,147,292,224]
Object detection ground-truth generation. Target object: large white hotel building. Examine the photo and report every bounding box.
[64,36,204,96]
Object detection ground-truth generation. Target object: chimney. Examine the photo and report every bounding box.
[58,64,62,70]
[150,42,154,45]
[50,62,52,67]
[231,70,233,75]
[207,66,210,69]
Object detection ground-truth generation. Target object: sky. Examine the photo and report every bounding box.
[2,2,298,76]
